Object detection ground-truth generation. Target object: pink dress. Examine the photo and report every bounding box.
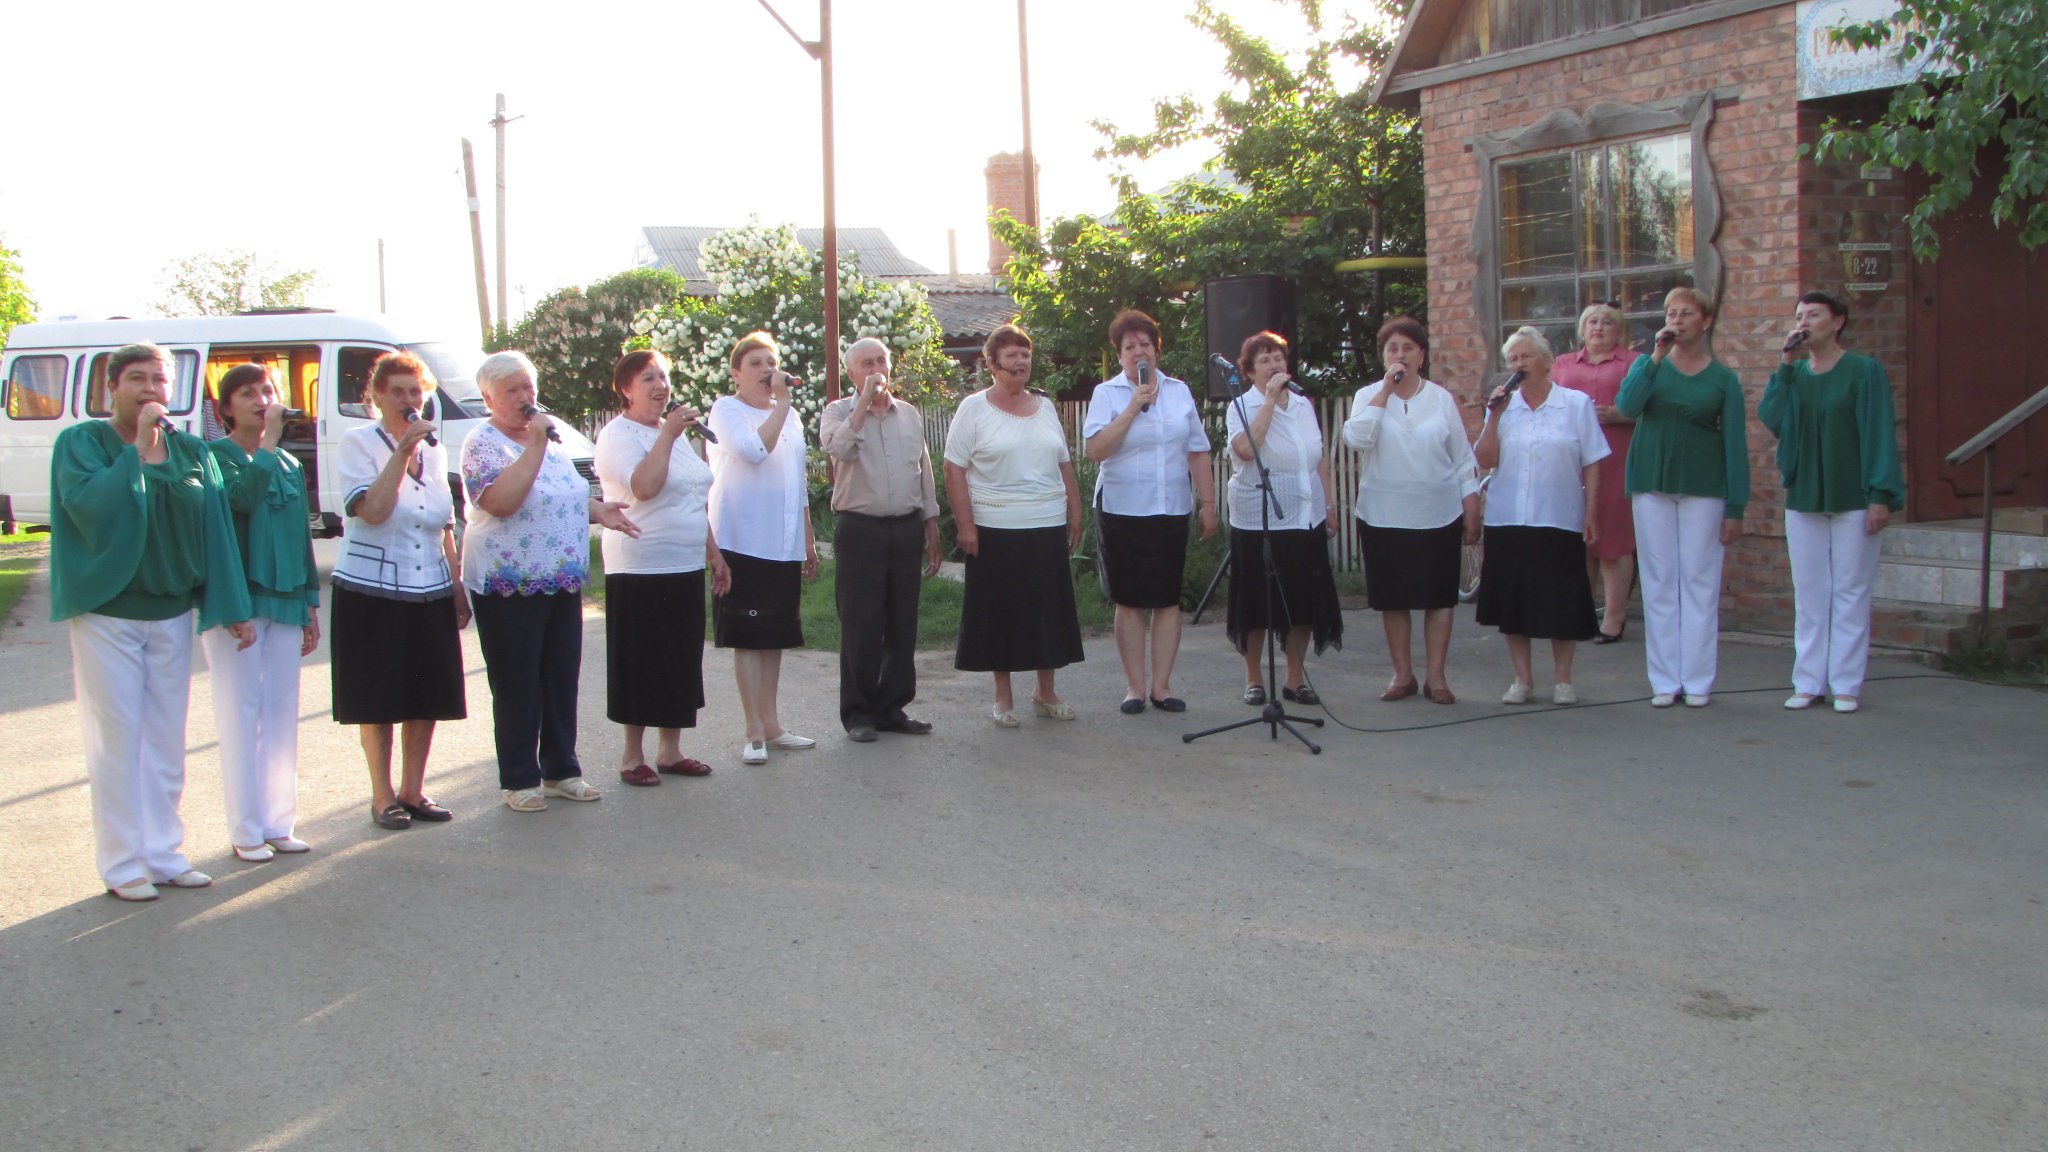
[1552,347,1639,559]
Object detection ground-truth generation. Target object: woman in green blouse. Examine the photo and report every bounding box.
[203,363,322,862]
[51,343,253,901]
[1616,287,1749,708]
[1759,292,1905,714]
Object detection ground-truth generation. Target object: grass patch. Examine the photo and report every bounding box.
[1939,631,2048,690]
[0,533,50,632]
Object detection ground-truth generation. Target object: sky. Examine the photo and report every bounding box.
[4,0,1345,342]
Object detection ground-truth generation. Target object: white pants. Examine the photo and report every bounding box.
[1632,493,1726,696]
[202,618,303,848]
[69,612,195,888]
[1786,508,1883,698]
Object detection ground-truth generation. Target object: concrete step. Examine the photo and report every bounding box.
[1872,553,2048,609]
[1884,521,2048,567]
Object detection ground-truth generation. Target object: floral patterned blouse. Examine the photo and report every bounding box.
[459,423,590,596]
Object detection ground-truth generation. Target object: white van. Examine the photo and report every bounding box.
[0,310,598,535]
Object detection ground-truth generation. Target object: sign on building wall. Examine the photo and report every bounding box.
[1795,0,1937,100]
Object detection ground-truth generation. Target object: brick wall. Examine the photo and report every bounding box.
[1414,5,1921,626]
[984,152,1039,275]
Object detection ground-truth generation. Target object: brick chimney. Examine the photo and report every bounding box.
[984,151,1040,275]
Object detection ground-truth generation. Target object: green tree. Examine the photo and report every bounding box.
[156,249,319,316]
[996,0,1424,395]
[1815,0,2048,258]
[501,266,693,428]
[0,236,34,346]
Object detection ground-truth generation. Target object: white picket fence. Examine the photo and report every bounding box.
[922,397,1369,573]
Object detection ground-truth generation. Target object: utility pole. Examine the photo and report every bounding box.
[461,139,492,345]
[755,0,840,400]
[490,94,522,333]
[377,239,387,314]
[1017,0,1038,230]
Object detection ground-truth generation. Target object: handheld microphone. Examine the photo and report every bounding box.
[1502,369,1527,395]
[519,404,563,443]
[1211,353,1305,395]
[1137,359,1153,413]
[280,407,308,420]
[665,400,719,443]
[1655,328,1677,347]
[1388,365,1407,386]
[403,407,439,447]
[156,416,177,438]
[1782,329,1810,354]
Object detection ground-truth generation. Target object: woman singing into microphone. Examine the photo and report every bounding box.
[1083,309,1218,715]
[1759,291,1904,713]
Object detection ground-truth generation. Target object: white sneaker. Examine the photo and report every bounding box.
[1500,680,1531,705]
[541,777,601,802]
[1552,683,1577,705]
[766,731,816,750]
[1831,696,1860,713]
[1684,693,1712,708]
[1784,694,1820,711]
[164,869,213,889]
[741,741,769,764]
[1650,693,1677,708]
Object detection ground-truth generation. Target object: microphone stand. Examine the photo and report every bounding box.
[1183,366,1324,754]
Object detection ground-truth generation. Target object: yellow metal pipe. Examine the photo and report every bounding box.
[1334,256,1427,272]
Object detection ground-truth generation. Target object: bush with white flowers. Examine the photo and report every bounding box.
[498,267,691,430]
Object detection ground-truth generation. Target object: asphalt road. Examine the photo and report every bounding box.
[0,551,2042,1151]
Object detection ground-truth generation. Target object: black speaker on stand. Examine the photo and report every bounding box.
[1203,275,1297,401]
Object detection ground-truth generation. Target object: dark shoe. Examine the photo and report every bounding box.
[1593,621,1627,645]
[1148,695,1187,713]
[1242,684,1267,706]
[846,725,879,743]
[876,716,933,735]
[399,796,453,821]
[1283,685,1321,706]
[1380,678,1420,701]
[619,764,662,787]
[371,803,411,830]
[657,757,713,777]
[1424,684,1456,705]
[1119,697,1147,715]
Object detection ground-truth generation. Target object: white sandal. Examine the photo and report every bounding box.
[541,777,601,802]
[991,707,1020,728]
[503,788,547,812]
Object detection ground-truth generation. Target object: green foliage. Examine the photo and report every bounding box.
[635,222,957,433]
[1815,0,2048,258]
[0,236,35,346]
[155,249,318,316]
[504,266,692,428]
[996,0,1425,395]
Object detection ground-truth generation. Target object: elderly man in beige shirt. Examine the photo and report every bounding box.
[819,337,943,742]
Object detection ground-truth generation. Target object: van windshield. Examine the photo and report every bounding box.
[404,342,490,418]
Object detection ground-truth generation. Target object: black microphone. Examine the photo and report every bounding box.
[156,415,177,438]
[665,400,719,443]
[1211,353,1305,395]
[1782,328,1810,354]
[1501,369,1527,394]
[519,404,563,443]
[1388,365,1407,387]
[403,407,439,447]
[1137,359,1153,413]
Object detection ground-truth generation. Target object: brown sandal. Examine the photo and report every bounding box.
[1381,678,1420,701]
[657,756,713,777]
[620,764,661,787]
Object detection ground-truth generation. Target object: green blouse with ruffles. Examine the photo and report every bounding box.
[209,440,320,627]
[1757,352,1906,515]
[1615,354,1751,519]
[49,421,252,629]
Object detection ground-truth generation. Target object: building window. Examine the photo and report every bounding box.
[1468,91,1723,375]
[1498,133,1695,355]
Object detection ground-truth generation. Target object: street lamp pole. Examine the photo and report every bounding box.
[756,0,841,400]
[1018,0,1038,230]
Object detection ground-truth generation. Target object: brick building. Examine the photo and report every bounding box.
[1374,0,2048,651]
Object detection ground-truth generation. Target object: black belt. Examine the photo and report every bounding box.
[836,510,922,523]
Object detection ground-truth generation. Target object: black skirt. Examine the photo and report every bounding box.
[1096,510,1189,609]
[713,551,804,650]
[329,583,467,724]
[1357,516,1463,611]
[606,570,706,728]
[1474,525,1598,640]
[955,525,1086,672]
[1226,524,1344,656]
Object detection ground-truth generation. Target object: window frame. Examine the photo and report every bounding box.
[78,348,203,419]
[4,354,72,421]
[1469,90,1725,375]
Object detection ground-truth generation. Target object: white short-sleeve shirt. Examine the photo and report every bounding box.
[1340,379,1482,530]
[705,394,809,562]
[1483,385,1612,532]
[1223,389,1328,532]
[1082,372,1209,516]
[942,390,1070,530]
[595,415,712,575]
[330,423,455,600]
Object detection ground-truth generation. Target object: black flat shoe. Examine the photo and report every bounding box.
[1242,685,1266,706]
[1148,695,1187,713]
[1119,697,1147,715]
[371,803,411,830]
[1282,685,1320,706]
[1593,621,1627,645]
[399,796,453,822]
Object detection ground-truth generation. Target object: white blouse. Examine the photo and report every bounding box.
[705,394,809,562]
[330,423,455,600]
[1223,389,1329,532]
[595,415,712,575]
[942,390,1071,530]
[1082,372,1210,516]
[1482,385,1611,532]
[1341,378,1482,530]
